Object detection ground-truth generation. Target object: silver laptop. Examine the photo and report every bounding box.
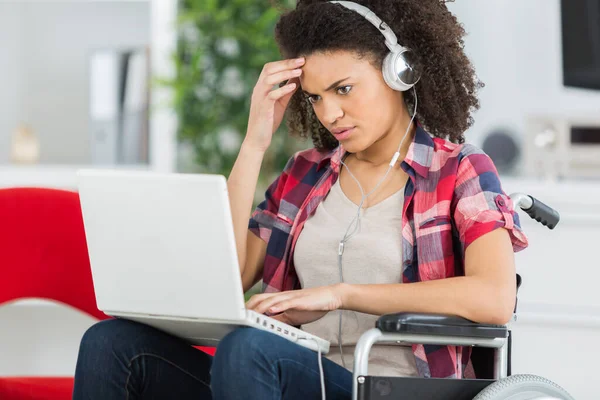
[77,169,329,354]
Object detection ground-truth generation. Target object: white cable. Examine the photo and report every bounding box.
[336,86,418,370]
[317,342,325,400]
[338,86,418,246]
[300,337,326,400]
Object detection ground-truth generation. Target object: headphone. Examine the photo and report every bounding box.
[329,1,421,92]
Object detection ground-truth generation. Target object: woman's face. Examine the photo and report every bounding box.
[299,50,407,154]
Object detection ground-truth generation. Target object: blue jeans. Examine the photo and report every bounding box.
[73,318,352,399]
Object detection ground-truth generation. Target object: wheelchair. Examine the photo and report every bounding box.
[351,192,575,400]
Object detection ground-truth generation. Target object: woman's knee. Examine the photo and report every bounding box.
[75,319,213,398]
[212,328,276,372]
[218,327,273,356]
[79,319,115,351]
[78,319,126,362]
[211,328,279,391]
[80,318,131,348]
[78,318,154,365]
[75,319,119,378]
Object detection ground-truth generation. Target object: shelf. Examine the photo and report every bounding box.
[0,164,150,190]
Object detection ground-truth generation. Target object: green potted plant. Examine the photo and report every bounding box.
[163,0,307,201]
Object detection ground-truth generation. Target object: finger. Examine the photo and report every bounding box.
[245,292,277,310]
[276,77,299,104]
[267,82,297,101]
[269,312,292,325]
[253,295,287,315]
[278,76,300,89]
[266,298,305,315]
[260,58,305,79]
[264,68,302,88]
[253,293,297,315]
[267,302,288,315]
[246,292,284,312]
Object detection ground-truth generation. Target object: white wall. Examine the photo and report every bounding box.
[447,0,600,148]
[0,1,150,164]
[0,5,25,163]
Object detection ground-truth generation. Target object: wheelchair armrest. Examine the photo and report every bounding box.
[376,312,508,339]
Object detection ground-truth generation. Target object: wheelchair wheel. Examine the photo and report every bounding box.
[472,374,574,400]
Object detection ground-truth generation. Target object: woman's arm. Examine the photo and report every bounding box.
[227,142,266,274]
[340,228,517,325]
[228,57,305,275]
[247,228,517,326]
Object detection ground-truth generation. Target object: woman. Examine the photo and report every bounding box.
[73,1,528,399]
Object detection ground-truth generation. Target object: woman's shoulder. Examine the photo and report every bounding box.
[293,147,330,164]
[428,137,504,199]
[430,137,492,168]
[281,146,337,175]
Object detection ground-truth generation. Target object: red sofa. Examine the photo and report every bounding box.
[0,188,110,400]
[0,187,214,399]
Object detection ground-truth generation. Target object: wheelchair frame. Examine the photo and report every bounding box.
[352,320,510,400]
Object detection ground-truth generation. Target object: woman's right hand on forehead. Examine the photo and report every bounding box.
[244,57,305,153]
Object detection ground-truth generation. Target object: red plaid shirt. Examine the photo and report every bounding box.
[249,125,528,378]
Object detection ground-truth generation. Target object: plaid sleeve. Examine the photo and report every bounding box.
[453,144,528,253]
[248,154,296,243]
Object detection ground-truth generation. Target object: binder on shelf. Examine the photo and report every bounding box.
[122,49,150,164]
[88,48,150,165]
[89,50,120,165]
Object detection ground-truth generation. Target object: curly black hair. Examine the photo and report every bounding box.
[272,0,483,151]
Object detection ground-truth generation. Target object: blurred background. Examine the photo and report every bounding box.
[0,0,598,399]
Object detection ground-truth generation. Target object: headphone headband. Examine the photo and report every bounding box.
[328,0,420,91]
[328,1,404,53]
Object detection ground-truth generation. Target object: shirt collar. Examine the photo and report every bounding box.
[316,124,434,178]
[403,124,434,178]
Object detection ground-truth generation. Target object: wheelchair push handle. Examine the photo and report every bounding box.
[509,192,560,230]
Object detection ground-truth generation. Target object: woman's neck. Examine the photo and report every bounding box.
[352,119,416,168]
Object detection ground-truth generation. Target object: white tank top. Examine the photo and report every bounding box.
[294,178,418,377]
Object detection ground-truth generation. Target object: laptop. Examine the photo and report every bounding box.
[77,169,330,354]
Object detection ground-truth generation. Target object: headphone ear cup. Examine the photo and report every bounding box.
[382,50,421,92]
[382,52,409,91]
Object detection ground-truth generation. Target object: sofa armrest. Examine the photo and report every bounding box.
[376,312,508,339]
